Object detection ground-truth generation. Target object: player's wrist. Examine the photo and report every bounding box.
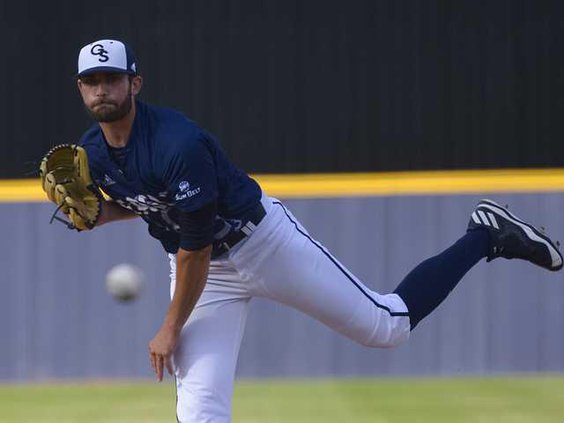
[161,319,183,335]
[95,201,109,226]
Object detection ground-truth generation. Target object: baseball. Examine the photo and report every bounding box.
[105,263,144,302]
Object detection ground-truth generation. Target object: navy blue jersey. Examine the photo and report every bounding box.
[80,100,262,255]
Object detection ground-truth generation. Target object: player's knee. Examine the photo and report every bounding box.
[176,385,231,423]
[358,325,410,349]
[359,335,403,349]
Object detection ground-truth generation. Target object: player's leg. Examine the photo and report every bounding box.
[231,197,562,348]
[168,254,251,423]
[391,228,489,329]
[393,199,562,328]
[231,199,411,348]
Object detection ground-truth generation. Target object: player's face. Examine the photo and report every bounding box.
[77,73,141,123]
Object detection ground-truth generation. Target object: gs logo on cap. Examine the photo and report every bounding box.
[90,44,109,62]
[78,39,137,77]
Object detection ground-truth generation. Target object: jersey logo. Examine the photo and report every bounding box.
[94,174,116,187]
[90,44,109,62]
[175,180,201,201]
[102,174,116,186]
[115,194,179,231]
[117,194,171,214]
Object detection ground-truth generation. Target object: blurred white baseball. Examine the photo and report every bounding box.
[105,263,144,302]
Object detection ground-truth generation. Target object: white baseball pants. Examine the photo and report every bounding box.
[169,196,410,422]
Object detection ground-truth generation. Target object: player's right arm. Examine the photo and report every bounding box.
[97,200,139,225]
[147,128,219,380]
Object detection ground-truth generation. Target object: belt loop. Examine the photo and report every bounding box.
[213,201,266,258]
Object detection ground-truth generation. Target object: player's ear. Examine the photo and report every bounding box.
[131,75,143,96]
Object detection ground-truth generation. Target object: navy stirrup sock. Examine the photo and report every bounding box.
[393,229,490,330]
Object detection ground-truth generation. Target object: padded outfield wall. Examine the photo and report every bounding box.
[2,172,564,381]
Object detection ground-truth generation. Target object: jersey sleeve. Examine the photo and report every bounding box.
[163,133,218,213]
[79,128,106,189]
[177,200,217,251]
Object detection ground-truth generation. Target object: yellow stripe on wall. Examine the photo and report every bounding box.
[3,168,564,203]
[255,169,564,198]
[0,179,47,202]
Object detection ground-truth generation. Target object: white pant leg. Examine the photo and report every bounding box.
[169,254,250,423]
[231,198,411,348]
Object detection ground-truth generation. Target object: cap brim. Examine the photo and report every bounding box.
[76,66,137,78]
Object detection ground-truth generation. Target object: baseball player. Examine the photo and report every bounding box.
[41,39,563,422]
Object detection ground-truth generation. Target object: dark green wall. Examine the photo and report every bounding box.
[1,0,563,178]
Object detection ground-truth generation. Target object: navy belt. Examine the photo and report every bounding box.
[213,203,266,257]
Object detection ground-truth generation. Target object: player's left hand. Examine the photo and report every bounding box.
[148,326,179,382]
[39,144,102,230]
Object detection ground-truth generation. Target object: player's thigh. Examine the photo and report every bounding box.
[173,291,250,423]
[170,255,250,422]
[244,203,409,347]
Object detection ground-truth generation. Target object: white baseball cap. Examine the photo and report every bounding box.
[77,39,137,77]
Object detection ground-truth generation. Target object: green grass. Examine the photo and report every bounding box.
[1,376,563,422]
